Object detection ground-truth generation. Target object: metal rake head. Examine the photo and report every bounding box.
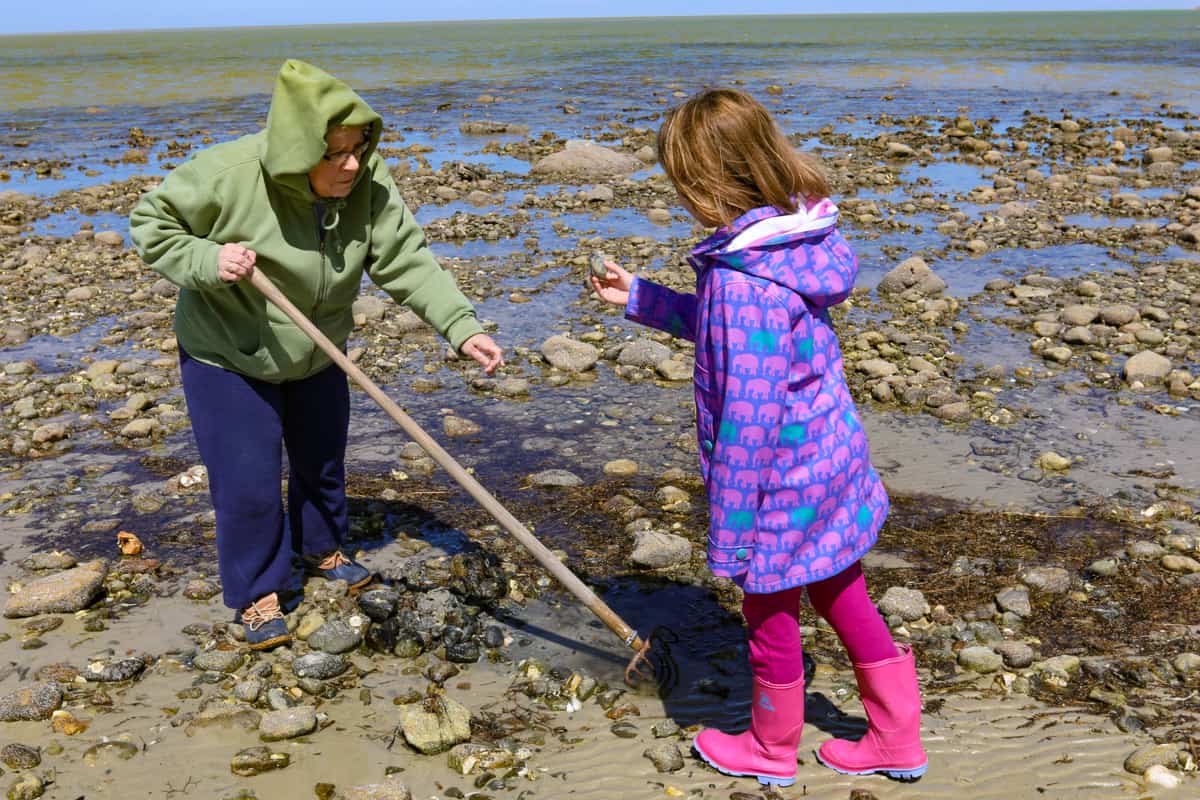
[623,626,680,693]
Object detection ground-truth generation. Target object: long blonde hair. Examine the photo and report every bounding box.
[657,89,829,228]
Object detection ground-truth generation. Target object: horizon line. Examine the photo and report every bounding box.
[1,7,1189,38]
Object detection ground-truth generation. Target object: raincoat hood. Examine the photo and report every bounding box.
[262,59,382,201]
[690,198,856,309]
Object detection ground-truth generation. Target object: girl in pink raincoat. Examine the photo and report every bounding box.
[591,89,927,787]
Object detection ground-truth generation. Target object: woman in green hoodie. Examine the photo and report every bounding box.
[130,59,503,649]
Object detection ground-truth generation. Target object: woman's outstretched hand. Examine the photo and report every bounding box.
[461,333,504,375]
[589,260,633,306]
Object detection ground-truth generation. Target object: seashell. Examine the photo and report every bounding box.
[116,531,143,556]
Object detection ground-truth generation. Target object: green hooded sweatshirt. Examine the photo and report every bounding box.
[130,59,484,382]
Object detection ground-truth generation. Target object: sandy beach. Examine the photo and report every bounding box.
[0,10,1198,800]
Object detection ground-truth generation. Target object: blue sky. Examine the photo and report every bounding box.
[4,1,1193,35]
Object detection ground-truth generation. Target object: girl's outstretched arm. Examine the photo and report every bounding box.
[591,259,698,341]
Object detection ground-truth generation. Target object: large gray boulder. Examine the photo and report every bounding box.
[532,140,642,176]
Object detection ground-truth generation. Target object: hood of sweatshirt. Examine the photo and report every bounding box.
[261,59,382,202]
[690,197,857,309]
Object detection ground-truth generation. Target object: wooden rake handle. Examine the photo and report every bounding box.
[248,269,645,653]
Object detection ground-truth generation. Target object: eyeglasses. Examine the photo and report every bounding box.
[321,138,370,166]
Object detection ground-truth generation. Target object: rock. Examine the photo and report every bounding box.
[182,579,221,600]
[1036,452,1071,471]
[642,742,685,772]
[6,774,43,800]
[540,335,599,373]
[84,658,145,682]
[618,338,671,368]
[635,145,657,163]
[495,377,529,397]
[1144,764,1182,790]
[1123,350,1171,384]
[94,230,124,247]
[1162,554,1200,573]
[857,358,898,378]
[352,294,388,322]
[447,743,515,775]
[583,185,614,203]
[996,201,1029,218]
[230,746,290,777]
[30,423,68,445]
[877,257,946,296]
[656,358,693,381]
[993,641,1035,669]
[193,649,246,673]
[292,653,347,680]
[1017,566,1071,593]
[81,740,138,768]
[958,646,1004,673]
[22,552,76,571]
[1123,743,1182,774]
[338,776,414,800]
[357,588,399,622]
[1128,540,1166,560]
[0,684,62,722]
[629,530,692,569]
[529,469,583,487]
[652,719,680,738]
[1088,558,1120,577]
[185,705,262,736]
[1100,304,1138,326]
[259,706,317,741]
[531,140,641,176]
[0,744,40,771]
[885,141,915,159]
[603,459,639,477]
[995,586,1031,617]
[1143,146,1174,163]
[296,611,326,640]
[1060,304,1099,326]
[120,418,157,438]
[933,401,971,423]
[308,619,363,654]
[877,587,929,621]
[646,208,673,224]
[234,679,263,703]
[4,563,108,618]
[458,120,528,136]
[402,696,472,755]
[1011,284,1053,300]
[443,416,481,437]
[1172,652,1200,675]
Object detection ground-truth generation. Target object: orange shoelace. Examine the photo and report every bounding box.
[317,551,352,570]
[242,592,284,631]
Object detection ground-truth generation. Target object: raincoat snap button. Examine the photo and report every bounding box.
[735,548,748,560]
[703,439,714,452]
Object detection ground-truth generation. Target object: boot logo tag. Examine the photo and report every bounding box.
[758,695,775,712]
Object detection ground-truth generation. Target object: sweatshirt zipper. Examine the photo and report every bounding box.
[306,203,328,374]
[313,202,327,316]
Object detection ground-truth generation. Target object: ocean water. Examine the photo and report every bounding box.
[0,11,1198,189]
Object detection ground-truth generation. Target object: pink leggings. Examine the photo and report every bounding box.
[742,560,897,684]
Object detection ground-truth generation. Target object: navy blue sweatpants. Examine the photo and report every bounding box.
[180,348,350,610]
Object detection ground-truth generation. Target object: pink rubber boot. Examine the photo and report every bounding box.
[693,676,805,786]
[816,643,928,781]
